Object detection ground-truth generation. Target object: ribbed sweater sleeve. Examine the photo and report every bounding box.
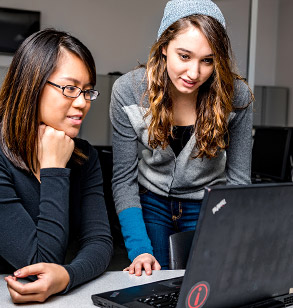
[226,80,253,185]
[118,207,153,261]
[0,141,112,291]
[0,165,71,270]
[110,74,142,215]
[110,69,154,260]
[62,144,113,291]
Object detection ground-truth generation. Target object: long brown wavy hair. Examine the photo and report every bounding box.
[145,15,251,159]
[0,28,96,172]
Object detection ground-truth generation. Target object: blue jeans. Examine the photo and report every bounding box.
[139,187,202,269]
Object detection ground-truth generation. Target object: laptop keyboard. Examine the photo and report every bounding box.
[137,290,179,307]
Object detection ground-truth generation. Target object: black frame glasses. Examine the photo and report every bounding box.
[47,80,100,101]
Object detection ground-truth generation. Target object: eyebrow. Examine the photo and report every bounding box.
[176,48,214,57]
[59,77,93,87]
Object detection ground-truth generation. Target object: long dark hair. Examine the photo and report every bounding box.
[145,15,252,158]
[0,28,96,172]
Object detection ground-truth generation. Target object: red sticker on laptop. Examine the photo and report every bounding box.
[185,281,210,308]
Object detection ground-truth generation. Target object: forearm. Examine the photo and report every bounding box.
[119,207,153,261]
[60,142,113,292]
[62,237,112,292]
[0,166,71,269]
[111,135,153,261]
[37,168,71,261]
[110,72,153,260]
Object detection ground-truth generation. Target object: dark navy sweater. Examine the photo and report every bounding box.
[0,139,113,292]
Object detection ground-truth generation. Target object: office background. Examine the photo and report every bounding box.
[0,0,292,146]
[0,0,292,272]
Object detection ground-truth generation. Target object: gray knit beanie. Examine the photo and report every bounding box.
[157,0,226,40]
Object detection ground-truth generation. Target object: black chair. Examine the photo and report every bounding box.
[94,146,124,245]
[94,145,129,270]
[168,230,195,270]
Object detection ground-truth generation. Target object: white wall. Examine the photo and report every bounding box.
[275,0,293,126]
[0,0,251,77]
[252,0,293,126]
[0,0,253,145]
[254,0,279,86]
[0,0,167,74]
[215,0,250,78]
[0,0,291,129]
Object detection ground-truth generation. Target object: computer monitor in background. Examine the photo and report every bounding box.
[0,7,40,54]
[251,126,293,183]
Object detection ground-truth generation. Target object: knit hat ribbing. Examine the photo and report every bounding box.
[157,0,226,40]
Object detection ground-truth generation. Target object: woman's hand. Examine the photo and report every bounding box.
[123,253,161,276]
[4,263,70,303]
[38,124,74,169]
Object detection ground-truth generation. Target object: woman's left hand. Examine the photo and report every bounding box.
[123,253,161,276]
[4,263,70,303]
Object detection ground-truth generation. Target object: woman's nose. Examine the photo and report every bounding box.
[187,61,200,80]
[72,93,87,108]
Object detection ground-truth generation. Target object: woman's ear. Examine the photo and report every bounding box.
[162,46,167,56]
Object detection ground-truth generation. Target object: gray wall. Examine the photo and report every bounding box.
[79,74,119,145]
[0,0,167,74]
[255,0,279,86]
[215,0,250,78]
[275,0,293,125]
[0,0,292,144]
[254,0,293,126]
[0,0,251,76]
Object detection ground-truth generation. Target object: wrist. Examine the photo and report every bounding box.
[40,161,66,169]
[57,266,70,293]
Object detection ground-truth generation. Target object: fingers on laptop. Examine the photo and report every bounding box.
[123,253,161,276]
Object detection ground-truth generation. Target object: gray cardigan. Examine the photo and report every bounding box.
[110,67,253,261]
[110,67,253,214]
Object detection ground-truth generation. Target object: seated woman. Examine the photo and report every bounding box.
[0,28,113,303]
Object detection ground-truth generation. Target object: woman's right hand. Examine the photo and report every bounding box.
[38,124,74,169]
[123,253,161,276]
[5,263,70,303]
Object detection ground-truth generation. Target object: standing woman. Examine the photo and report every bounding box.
[0,29,112,303]
[110,0,253,275]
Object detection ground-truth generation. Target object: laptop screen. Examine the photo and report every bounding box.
[178,183,293,308]
[92,183,293,308]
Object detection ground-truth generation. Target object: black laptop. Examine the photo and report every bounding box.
[92,183,293,308]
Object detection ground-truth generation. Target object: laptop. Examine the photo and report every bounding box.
[92,183,293,308]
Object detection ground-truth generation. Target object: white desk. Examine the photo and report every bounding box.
[1,270,293,308]
[0,270,185,308]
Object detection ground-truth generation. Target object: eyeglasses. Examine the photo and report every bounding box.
[47,81,100,101]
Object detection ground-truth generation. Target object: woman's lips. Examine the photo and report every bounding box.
[181,78,197,88]
[67,115,82,125]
